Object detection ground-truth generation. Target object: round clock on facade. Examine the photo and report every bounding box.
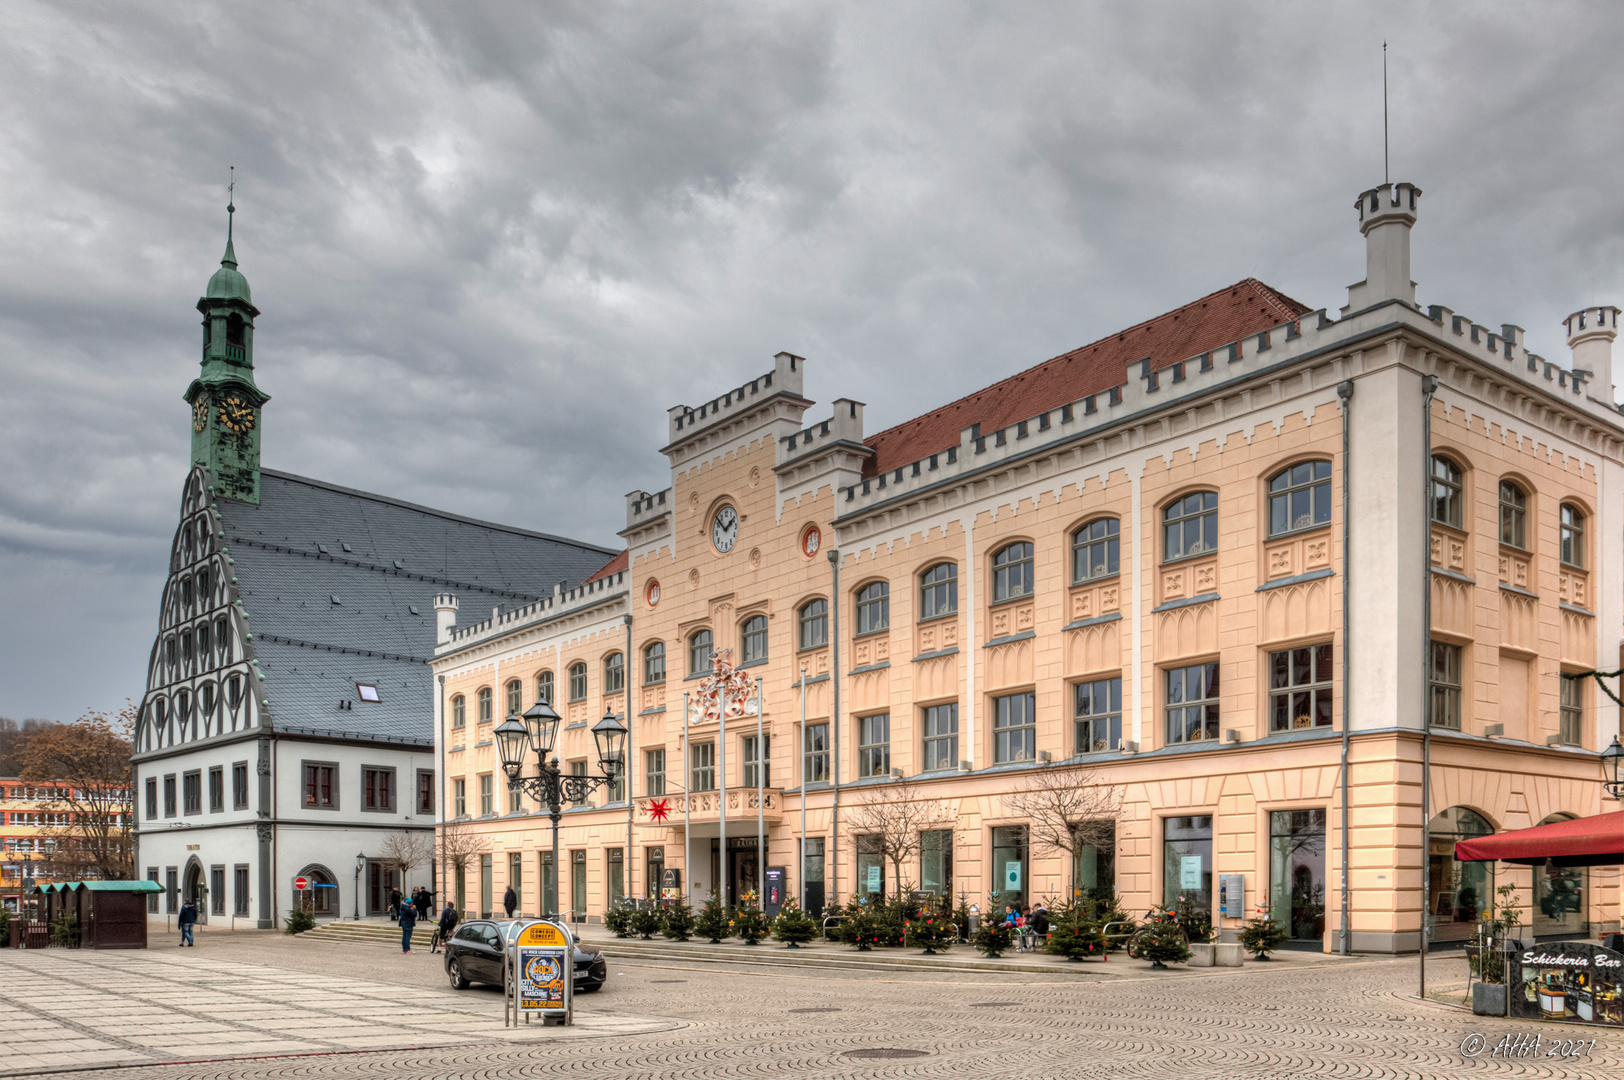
[711,505,739,553]
[192,399,209,433]
[217,395,256,434]
[800,524,821,558]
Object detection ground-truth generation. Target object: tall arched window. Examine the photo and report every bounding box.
[1071,519,1119,583]
[689,629,714,675]
[569,662,588,702]
[1498,480,1528,549]
[1428,807,1494,941]
[451,694,466,728]
[505,680,522,718]
[742,615,769,663]
[1560,503,1586,568]
[1163,493,1217,561]
[536,671,554,705]
[1266,461,1332,537]
[919,563,957,620]
[1430,456,1463,528]
[992,542,1034,602]
[477,687,492,723]
[604,652,625,694]
[798,599,828,650]
[855,582,889,635]
[643,642,666,685]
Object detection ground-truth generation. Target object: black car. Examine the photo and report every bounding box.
[443,919,607,993]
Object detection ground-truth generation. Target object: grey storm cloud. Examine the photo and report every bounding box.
[2,1,1621,720]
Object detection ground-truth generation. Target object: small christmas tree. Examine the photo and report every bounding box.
[1241,915,1287,961]
[1045,905,1106,961]
[971,921,1012,958]
[694,892,732,943]
[603,902,634,938]
[660,902,695,941]
[903,911,955,954]
[628,906,662,940]
[953,898,973,942]
[734,902,770,945]
[838,900,886,951]
[771,898,819,947]
[1136,923,1191,969]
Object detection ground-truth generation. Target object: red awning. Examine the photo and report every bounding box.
[1455,810,1624,867]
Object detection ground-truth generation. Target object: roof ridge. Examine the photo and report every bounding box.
[255,468,618,555]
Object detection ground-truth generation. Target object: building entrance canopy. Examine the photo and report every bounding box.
[1456,811,1624,867]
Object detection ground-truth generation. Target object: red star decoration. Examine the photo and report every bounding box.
[647,798,672,823]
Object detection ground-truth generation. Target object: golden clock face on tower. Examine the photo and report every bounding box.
[192,399,209,433]
[217,395,256,434]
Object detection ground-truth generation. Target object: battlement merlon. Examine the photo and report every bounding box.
[776,398,868,469]
[1343,181,1422,315]
[624,487,672,531]
[664,352,810,450]
[1567,306,1621,405]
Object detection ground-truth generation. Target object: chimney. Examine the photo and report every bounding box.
[1565,306,1620,405]
[1342,182,1422,315]
[433,593,459,645]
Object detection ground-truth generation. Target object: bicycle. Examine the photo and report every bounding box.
[1124,907,1190,959]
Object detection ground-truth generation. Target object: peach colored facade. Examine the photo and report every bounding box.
[432,182,1624,953]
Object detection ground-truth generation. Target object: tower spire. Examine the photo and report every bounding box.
[222,166,238,269]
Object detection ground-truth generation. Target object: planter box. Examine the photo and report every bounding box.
[1472,982,1508,1016]
[1187,943,1242,968]
[1189,943,1213,967]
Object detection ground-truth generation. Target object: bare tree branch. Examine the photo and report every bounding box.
[18,703,136,880]
[436,819,489,875]
[842,779,954,899]
[379,830,434,885]
[1002,765,1122,895]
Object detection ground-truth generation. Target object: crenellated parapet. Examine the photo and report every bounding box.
[439,569,630,652]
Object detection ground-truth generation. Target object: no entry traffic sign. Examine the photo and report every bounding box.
[293,876,309,890]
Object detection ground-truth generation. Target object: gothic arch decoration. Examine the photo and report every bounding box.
[294,862,338,917]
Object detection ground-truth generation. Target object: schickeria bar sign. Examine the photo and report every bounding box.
[1510,942,1624,1026]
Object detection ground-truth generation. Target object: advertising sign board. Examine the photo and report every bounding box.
[764,866,786,918]
[511,920,573,1025]
[661,867,682,901]
[1510,941,1624,1026]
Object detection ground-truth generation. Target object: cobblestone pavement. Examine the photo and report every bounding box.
[4,928,1619,1079]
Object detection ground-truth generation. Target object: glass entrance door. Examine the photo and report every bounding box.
[1269,809,1326,942]
[570,850,586,923]
[801,838,825,916]
[729,844,761,906]
[991,825,1028,911]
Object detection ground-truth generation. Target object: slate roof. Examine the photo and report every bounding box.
[218,469,616,744]
[861,278,1310,478]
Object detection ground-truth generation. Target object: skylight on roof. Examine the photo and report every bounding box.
[330,595,341,605]
[356,683,380,703]
[408,605,421,616]
[317,544,329,554]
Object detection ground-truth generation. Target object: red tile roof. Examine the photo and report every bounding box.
[862,278,1310,479]
[583,549,628,584]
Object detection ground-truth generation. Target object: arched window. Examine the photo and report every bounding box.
[1071,519,1120,583]
[450,694,465,728]
[1430,456,1463,528]
[477,687,492,724]
[196,622,211,665]
[536,671,554,705]
[919,563,957,619]
[855,581,889,635]
[1427,807,1494,941]
[226,676,243,710]
[1560,503,1586,568]
[1163,493,1217,562]
[742,616,768,663]
[1534,813,1587,937]
[798,600,828,650]
[505,680,522,718]
[689,630,714,675]
[226,313,245,346]
[1498,481,1528,549]
[569,662,589,702]
[643,642,666,685]
[1267,461,1332,537]
[604,652,625,694]
[992,542,1034,602]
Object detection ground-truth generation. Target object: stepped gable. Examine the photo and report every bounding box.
[861,278,1310,479]
[217,468,616,741]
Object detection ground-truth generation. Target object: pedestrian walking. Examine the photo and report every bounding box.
[178,899,197,946]
[389,886,402,922]
[503,885,517,918]
[398,893,418,953]
[432,901,459,954]
[415,887,431,922]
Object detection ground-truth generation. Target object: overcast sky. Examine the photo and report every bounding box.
[2,2,1621,722]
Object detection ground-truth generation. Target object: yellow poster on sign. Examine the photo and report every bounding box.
[518,922,568,947]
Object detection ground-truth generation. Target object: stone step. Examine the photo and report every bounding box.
[578,936,1099,976]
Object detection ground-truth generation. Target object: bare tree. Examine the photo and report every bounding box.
[379,830,434,887]
[18,703,135,880]
[1002,766,1122,900]
[436,820,488,910]
[842,779,954,899]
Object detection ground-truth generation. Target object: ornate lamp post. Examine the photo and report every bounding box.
[1601,737,1624,799]
[354,853,365,920]
[496,701,626,921]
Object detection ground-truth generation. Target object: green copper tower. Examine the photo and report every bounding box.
[185,190,269,504]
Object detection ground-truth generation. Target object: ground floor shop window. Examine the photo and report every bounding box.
[1162,815,1212,910]
[454,866,466,913]
[991,825,1028,911]
[646,846,664,901]
[147,868,160,913]
[1427,806,1493,943]
[921,830,953,898]
[1534,814,1586,939]
[571,850,587,922]
[801,837,825,916]
[480,854,492,918]
[509,852,522,910]
[539,851,557,917]
[233,865,249,915]
[1072,827,1115,900]
[210,867,225,915]
[607,848,625,907]
[857,834,885,898]
[1268,810,1326,941]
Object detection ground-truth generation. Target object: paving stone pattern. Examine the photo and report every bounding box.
[3,932,1620,1079]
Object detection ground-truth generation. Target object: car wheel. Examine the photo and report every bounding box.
[446,957,470,990]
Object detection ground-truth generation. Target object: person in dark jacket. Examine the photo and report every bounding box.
[1028,906,1051,948]
[503,885,518,918]
[432,901,459,953]
[398,894,418,952]
[178,900,197,946]
[389,886,402,922]
[415,887,431,922]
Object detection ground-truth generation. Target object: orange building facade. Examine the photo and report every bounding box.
[432,181,1623,952]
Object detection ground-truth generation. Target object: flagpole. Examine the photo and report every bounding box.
[756,675,764,912]
[683,690,692,910]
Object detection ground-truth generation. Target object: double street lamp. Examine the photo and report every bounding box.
[494,700,627,921]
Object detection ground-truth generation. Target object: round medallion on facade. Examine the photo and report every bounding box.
[711,505,738,553]
[749,465,762,487]
[749,546,762,569]
[645,579,661,608]
[800,524,821,558]
[687,568,701,589]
